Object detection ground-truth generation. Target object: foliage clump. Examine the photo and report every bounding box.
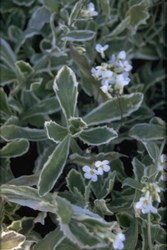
[0,0,166,250]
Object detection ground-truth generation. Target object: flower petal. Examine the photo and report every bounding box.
[102,160,109,165]
[82,165,91,172]
[117,51,126,60]
[91,175,98,182]
[97,168,103,175]
[95,161,102,167]
[96,44,102,52]
[103,44,109,50]
[84,172,91,179]
[104,165,110,172]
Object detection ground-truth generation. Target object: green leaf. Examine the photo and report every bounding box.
[12,0,35,6]
[110,159,128,181]
[133,45,159,60]
[7,220,22,233]
[100,0,110,16]
[92,171,116,199]
[123,219,138,250]
[60,221,104,248]
[0,139,29,158]
[45,121,69,143]
[0,125,46,141]
[122,178,143,191]
[142,141,160,162]
[129,123,165,141]
[20,97,60,120]
[108,197,133,213]
[8,174,39,187]
[41,0,59,13]
[15,60,34,80]
[0,64,16,86]
[34,212,47,225]
[83,93,143,126]
[62,30,95,42]
[81,74,93,97]
[33,228,65,250]
[74,213,115,230]
[0,168,13,185]
[69,152,125,166]
[107,17,130,37]
[1,231,25,250]
[53,66,78,122]
[116,211,132,228]
[55,196,74,224]
[0,37,16,71]
[34,145,55,174]
[94,199,113,215]
[78,126,118,146]
[141,222,167,249]
[132,157,145,182]
[15,28,39,53]
[66,169,85,196]
[56,237,80,250]
[38,136,70,196]
[28,6,51,30]
[70,45,107,104]
[68,1,81,25]
[0,185,56,213]
[68,117,87,137]
[126,0,150,34]
[0,88,12,115]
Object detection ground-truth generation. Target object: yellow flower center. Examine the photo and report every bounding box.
[143,200,148,205]
[99,164,104,169]
[90,170,94,175]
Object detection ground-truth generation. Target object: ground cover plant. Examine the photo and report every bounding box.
[0,0,166,249]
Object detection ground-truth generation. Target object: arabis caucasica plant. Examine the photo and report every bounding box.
[0,1,166,250]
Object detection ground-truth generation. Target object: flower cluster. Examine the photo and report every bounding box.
[91,44,132,96]
[135,183,161,214]
[82,160,110,182]
[158,154,167,181]
[80,2,98,18]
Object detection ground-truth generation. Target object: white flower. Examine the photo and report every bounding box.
[95,160,110,175]
[115,72,130,93]
[100,84,111,93]
[96,66,108,76]
[101,70,115,86]
[113,232,125,250]
[160,171,167,181]
[117,60,132,72]
[135,197,157,214]
[91,66,108,79]
[96,44,109,58]
[82,165,98,182]
[109,54,116,64]
[87,2,98,17]
[158,154,167,171]
[117,51,126,60]
[91,67,101,78]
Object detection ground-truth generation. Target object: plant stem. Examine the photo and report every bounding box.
[147,212,153,250]
[116,93,123,126]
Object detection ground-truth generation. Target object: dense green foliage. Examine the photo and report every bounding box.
[0,0,166,249]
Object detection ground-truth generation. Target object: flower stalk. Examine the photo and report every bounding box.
[147,212,153,250]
